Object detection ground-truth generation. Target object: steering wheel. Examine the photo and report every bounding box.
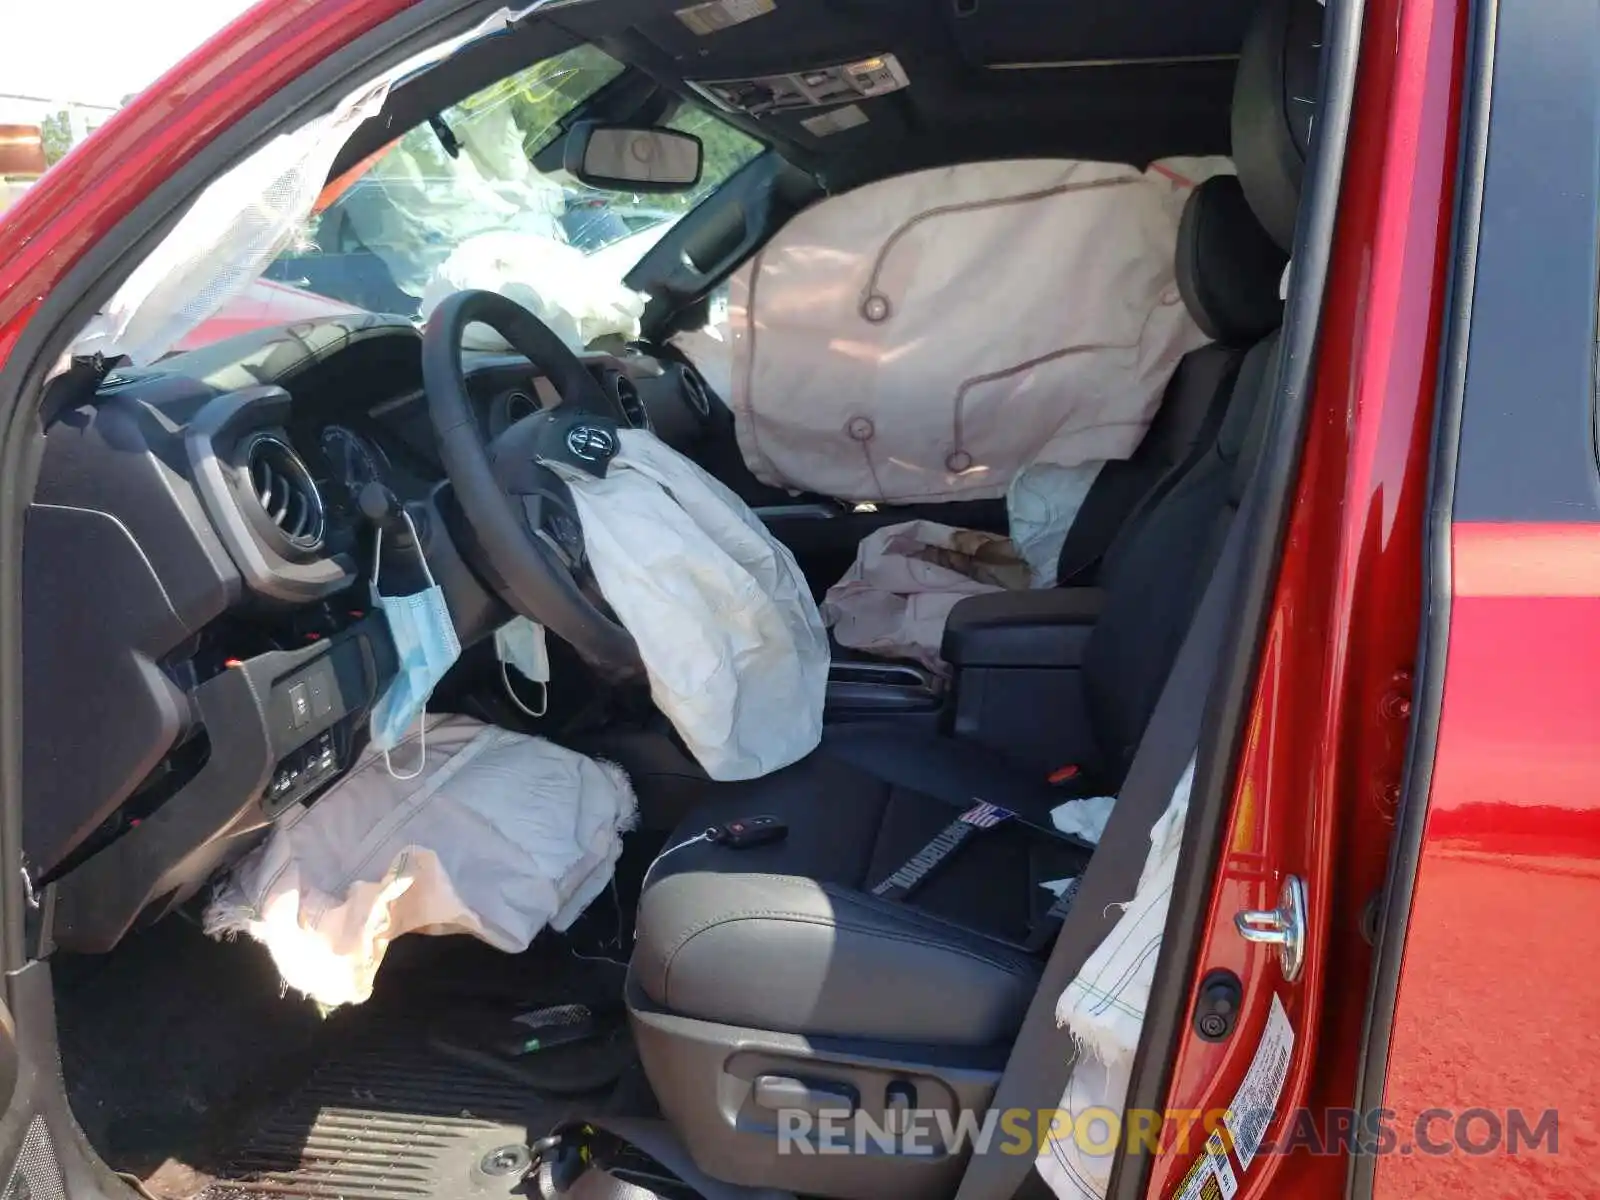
[422,289,643,681]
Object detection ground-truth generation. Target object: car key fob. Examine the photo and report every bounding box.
[710,815,787,848]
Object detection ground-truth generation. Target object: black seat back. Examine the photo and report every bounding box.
[1070,0,1322,787]
[1082,335,1278,783]
[1053,174,1286,587]
[1053,344,1241,586]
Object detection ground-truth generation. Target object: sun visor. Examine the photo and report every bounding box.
[944,0,1255,66]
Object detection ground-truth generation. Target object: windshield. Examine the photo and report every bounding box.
[257,44,763,343]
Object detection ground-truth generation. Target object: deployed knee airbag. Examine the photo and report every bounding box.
[206,715,636,1006]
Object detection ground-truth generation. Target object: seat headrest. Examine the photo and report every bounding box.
[1231,0,1326,251]
[1175,176,1288,346]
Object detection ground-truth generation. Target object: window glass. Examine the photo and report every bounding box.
[258,45,764,337]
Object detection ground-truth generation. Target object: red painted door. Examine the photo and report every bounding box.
[1359,0,1600,1195]
[1142,0,1467,1194]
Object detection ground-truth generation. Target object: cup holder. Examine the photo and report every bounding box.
[826,659,944,715]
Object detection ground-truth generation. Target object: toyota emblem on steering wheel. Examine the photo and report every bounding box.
[566,425,618,462]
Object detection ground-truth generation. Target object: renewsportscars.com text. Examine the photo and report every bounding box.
[774,1106,1560,1158]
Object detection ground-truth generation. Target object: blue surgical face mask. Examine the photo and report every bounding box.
[369,514,460,778]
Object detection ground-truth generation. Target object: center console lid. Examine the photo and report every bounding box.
[942,588,1106,669]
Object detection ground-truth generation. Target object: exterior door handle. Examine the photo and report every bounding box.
[1235,874,1308,983]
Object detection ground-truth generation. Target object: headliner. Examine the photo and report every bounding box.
[332,0,1252,193]
[554,0,1248,186]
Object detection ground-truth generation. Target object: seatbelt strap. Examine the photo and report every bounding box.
[1053,467,1158,587]
[869,801,1015,900]
[1055,348,1242,586]
[954,491,1254,1200]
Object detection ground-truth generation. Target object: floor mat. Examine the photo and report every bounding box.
[163,1021,593,1200]
[59,924,648,1200]
[428,1005,636,1096]
[55,919,332,1172]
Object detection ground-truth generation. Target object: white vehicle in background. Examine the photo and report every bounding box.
[258,65,726,347]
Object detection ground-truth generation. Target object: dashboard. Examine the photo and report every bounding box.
[23,314,720,954]
[278,324,716,513]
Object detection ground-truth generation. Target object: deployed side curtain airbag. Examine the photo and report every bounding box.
[70,6,541,366]
[552,430,829,781]
[205,715,636,1007]
[719,157,1230,504]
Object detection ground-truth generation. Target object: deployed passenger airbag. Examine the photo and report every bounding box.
[716,157,1229,504]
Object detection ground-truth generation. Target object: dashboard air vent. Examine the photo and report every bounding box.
[612,374,650,429]
[505,391,539,423]
[679,365,712,417]
[246,436,325,549]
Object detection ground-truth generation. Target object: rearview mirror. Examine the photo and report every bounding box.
[564,122,703,193]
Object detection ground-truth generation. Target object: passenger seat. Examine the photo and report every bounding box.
[938,174,1285,788]
[825,172,1285,691]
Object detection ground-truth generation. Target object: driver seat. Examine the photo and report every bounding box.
[622,0,1317,1189]
[626,335,1277,1200]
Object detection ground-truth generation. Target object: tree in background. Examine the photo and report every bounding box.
[40,111,72,166]
[662,105,763,212]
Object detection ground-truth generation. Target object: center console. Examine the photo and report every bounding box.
[825,658,944,726]
[939,588,1106,773]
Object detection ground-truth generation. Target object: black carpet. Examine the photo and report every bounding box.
[54,917,644,1198]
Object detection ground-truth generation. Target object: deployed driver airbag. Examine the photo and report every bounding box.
[552,430,829,781]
